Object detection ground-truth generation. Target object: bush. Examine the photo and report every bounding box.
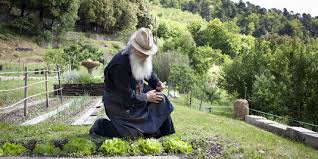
[1,143,27,156]
[37,30,54,45]
[99,138,130,156]
[0,148,3,156]
[63,70,81,84]
[135,138,163,155]
[162,137,193,154]
[33,143,61,156]
[63,71,103,84]
[78,73,102,84]
[63,138,95,157]
[8,17,37,35]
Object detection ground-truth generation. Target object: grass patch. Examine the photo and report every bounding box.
[0,79,58,106]
[0,94,317,158]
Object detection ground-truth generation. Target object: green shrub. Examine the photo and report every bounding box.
[63,138,95,157]
[33,143,61,156]
[63,70,81,84]
[135,138,163,155]
[162,137,193,154]
[99,138,130,156]
[0,148,3,156]
[1,142,27,156]
[78,73,102,84]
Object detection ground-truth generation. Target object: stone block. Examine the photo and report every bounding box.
[245,115,266,125]
[267,123,289,137]
[234,99,249,120]
[286,127,316,141]
[303,132,318,149]
[256,119,278,129]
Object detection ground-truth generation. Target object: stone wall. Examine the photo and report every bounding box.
[245,115,318,150]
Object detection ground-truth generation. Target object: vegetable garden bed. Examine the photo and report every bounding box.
[53,83,104,96]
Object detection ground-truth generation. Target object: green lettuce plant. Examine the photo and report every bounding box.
[63,138,95,157]
[1,142,27,156]
[33,143,61,156]
[135,138,163,155]
[99,138,130,156]
[162,137,193,154]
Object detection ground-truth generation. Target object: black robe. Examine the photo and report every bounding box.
[101,52,175,138]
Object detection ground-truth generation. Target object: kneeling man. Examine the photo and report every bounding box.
[90,28,175,138]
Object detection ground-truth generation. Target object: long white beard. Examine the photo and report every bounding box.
[129,53,153,80]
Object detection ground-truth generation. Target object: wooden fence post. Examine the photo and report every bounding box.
[24,66,28,117]
[56,65,63,103]
[45,67,49,108]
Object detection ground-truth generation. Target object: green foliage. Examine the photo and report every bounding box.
[134,138,163,155]
[162,137,192,154]
[33,143,62,156]
[156,19,188,39]
[63,43,103,70]
[63,138,96,157]
[129,142,141,155]
[79,0,138,33]
[162,31,196,55]
[1,143,27,156]
[222,35,318,128]
[169,62,197,94]
[77,73,102,84]
[33,44,103,79]
[151,5,206,25]
[8,17,37,35]
[0,148,3,156]
[99,138,130,156]
[153,51,190,82]
[43,47,67,70]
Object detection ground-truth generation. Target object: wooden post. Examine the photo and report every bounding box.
[56,65,63,103]
[24,66,28,117]
[45,67,49,108]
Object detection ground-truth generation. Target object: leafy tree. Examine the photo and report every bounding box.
[78,0,137,33]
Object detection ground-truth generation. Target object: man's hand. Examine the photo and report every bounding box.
[146,90,164,103]
[156,81,166,92]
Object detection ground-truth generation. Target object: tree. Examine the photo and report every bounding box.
[78,0,137,33]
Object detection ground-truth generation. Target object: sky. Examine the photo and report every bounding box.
[231,0,318,16]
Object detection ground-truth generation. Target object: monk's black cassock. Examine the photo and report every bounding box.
[90,51,175,138]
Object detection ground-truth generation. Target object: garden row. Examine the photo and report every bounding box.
[0,137,192,157]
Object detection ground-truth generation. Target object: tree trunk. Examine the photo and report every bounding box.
[20,3,26,17]
[39,7,44,22]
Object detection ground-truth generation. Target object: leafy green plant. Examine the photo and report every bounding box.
[0,148,3,156]
[78,73,102,84]
[129,142,141,156]
[162,137,193,154]
[33,142,61,156]
[1,142,27,156]
[63,138,95,157]
[135,138,163,155]
[62,70,81,84]
[99,138,130,156]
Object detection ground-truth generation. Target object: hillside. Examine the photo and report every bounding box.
[1,96,317,158]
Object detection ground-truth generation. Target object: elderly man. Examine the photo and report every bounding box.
[89,28,175,138]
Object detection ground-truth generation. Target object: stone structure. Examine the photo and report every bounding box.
[233,99,249,120]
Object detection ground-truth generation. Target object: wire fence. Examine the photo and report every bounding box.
[0,65,64,116]
[249,108,318,131]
